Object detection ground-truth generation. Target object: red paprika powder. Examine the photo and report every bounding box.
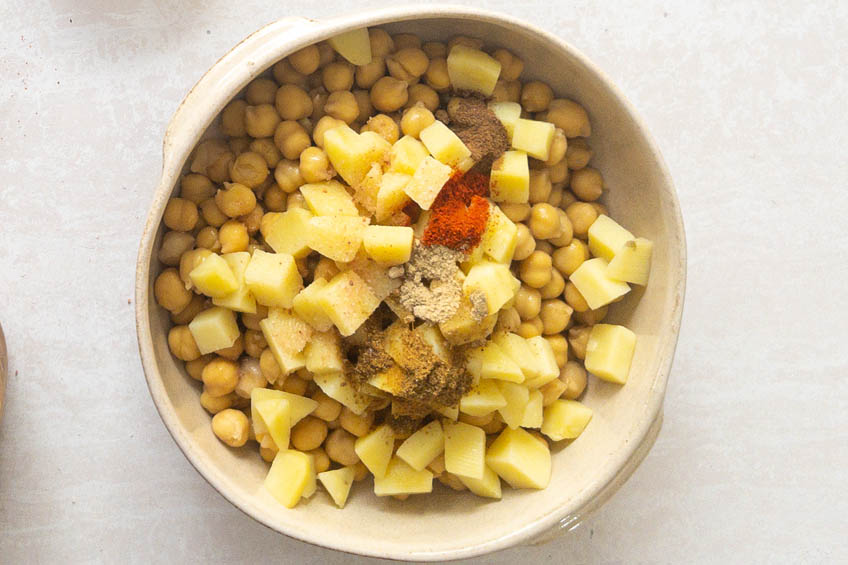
[421,171,490,251]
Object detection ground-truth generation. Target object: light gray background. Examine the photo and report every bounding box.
[1,0,846,563]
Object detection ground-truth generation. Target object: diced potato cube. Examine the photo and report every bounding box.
[302,454,318,499]
[496,381,530,429]
[396,421,444,471]
[414,323,450,362]
[521,389,544,428]
[569,258,631,310]
[354,424,395,479]
[343,252,401,301]
[362,225,413,265]
[353,162,381,215]
[511,119,555,161]
[264,450,314,508]
[304,330,343,374]
[493,332,542,382]
[439,295,497,345]
[523,336,560,389]
[260,208,313,259]
[189,253,238,298]
[480,203,518,263]
[606,238,653,285]
[490,150,529,204]
[403,156,453,210]
[373,457,434,496]
[542,399,593,441]
[485,427,551,489]
[585,323,636,384]
[458,465,502,500]
[313,371,371,414]
[300,180,359,216]
[317,466,356,508]
[588,214,634,261]
[250,387,318,438]
[244,249,302,308]
[327,27,372,65]
[419,121,472,169]
[446,45,502,96]
[317,270,381,336]
[210,252,256,313]
[259,308,312,375]
[459,379,506,417]
[463,261,517,315]
[255,398,291,449]
[367,364,406,396]
[443,420,486,480]
[488,102,522,141]
[359,131,392,165]
[376,172,412,222]
[389,135,429,175]
[324,125,386,187]
[188,306,239,354]
[465,341,524,383]
[291,277,333,332]
[433,403,459,421]
[306,215,369,262]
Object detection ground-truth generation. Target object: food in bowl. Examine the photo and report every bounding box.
[152,26,653,510]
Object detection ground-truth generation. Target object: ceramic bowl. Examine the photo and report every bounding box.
[136,6,686,560]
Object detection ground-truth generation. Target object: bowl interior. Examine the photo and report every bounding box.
[139,10,684,561]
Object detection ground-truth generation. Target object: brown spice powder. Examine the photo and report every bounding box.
[447,97,510,168]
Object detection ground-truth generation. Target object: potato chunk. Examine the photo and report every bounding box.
[458,465,502,499]
[541,399,593,441]
[327,28,372,65]
[354,424,395,479]
[446,45,502,96]
[490,150,529,204]
[396,420,444,471]
[189,253,238,298]
[511,119,555,161]
[496,381,530,429]
[488,101,522,141]
[259,308,312,375]
[244,249,302,308]
[317,466,356,508]
[362,225,414,265]
[376,172,412,222]
[523,336,560,389]
[403,156,453,210]
[480,203,518,263]
[438,295,497,346]
[292,277,333,332]
[585,323,636,384]
[373,457,434,496]
[260,208,313,259]
[313,371,372,415]
[306,215,369,262]
[188,306,239,355]
[465,341,524,384]
[459,379,507,417]
[419,120,472,169]
[300,180,359,216]
[485,427,551,489]
[463,261,517,315]
[304,330,343,374]
[210,252,257,313]
[254,398,291,449]
[317,270,381,336]
[587,214,634,261]
[264,449,315,508]
[569,258,631,310]
[520,389,544,429]
[389,135,429,175]
[443,420,486,480]
[606,238,653,285]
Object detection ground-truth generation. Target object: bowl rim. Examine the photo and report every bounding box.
[135,4,687,561]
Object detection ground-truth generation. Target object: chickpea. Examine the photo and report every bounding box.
[241,304,267,331]
[553,239,588,276]
[521,81,554,112]
[202,357,239,397]
[549,160,570,185]
[241,77,276,105]
[185,354,212,381]
[386,48,429,82]
[271,161,304,195]
[368,28,394,58]
[568,326,591,360]
[180,173,215,204]
[167,325,201,361]
[402,85,436,113]
[287,416,327,452]
[313,256,340,281]
[248,138,282,169]
[422,41,446,58]
[529,203,562,240]
[545,334,569,368]
[298,146,334,183]
[350,89,374,124]
[570,167,604,202]
[230,136,251,157]
[163,198,198,232]
[505,80,522,102]
[425,57,450,91]
[592,202,609,217]
[545,99,591,138]
[306,88,328,122]
[561,190,577,209]
[325,428,360,466]
[548,209,574,247]
[361,113,400,144]
[540,269,565,300]
[259,442,278,463]
[171,294,206,325]
[562,137,592,169]
[216,334,244,361]
[339,407,373,437]
[547,186,563,208]
[206,147,234,183]
[370,76,408,113]
[259,348,282,384]
[281,375,308,395]
[535,240,553,255]
[495,306,521,334]
[286,44,319,75]
[312,41,333,67]
[229,151,269,188]
[179,248,212,287]
[354,56,386,90]
[238,330,265,360]
[261,184,285,212]
[496,204,527,225]
[563,281,591,314]
[322,61,354,92]
[519,251,553,288]
[215,183,256,218]
[513,223,536,261]
[158,231,195,266]
[221,99,247,137]
[216,220,246,253]
[155,268,192,313]
[305,447,330,474]
[273,120,311,161]
[239,203,264,235]
[561,361,588,399]
[286,192,307,211]
[528,169,552,204]
[490,80,513,103]
[199,198,228,227]
[574,305,608,326]
[312,116,346,148]
[272,59,306,86]
[400,104,435,138]
[210,409,249,447]
[514,285,542,321]
[242,104,280,139]
[516,320,542,339]
[318,91,356,125]
[393,33,421,50]
[540,379,568,407]
[492,48,524,81]
[544,129,567,168]
[566,202,598,238]
[273,84,313,122]
[311,390,342,422]
[540,299,573,335]
[190,139,230,178]
[201,390,235,414]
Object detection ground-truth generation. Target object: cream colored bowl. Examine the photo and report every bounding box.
[135,6,686,560]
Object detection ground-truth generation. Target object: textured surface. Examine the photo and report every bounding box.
[1,1,846,563]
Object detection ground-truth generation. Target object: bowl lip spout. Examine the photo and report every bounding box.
[135,5,686,561]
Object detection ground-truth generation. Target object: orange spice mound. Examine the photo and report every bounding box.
[421,171,490,251]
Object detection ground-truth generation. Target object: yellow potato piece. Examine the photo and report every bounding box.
[317,466,356,508]
[304,330,344,374]
[396,420,444,471]
[490,150,529,204]
[463,261,517,315]
[496,381,530,429]
[606,237,653,285]
[211,252,257,313]
[488,101,522,141]
[244,249,302,308]
[362,225,414,266]
[585,323,636,384]
[260,208,314,259]
[188,306,239,355]
[458,465,502,499]
[389,135,429,175]
[480,203,518,263]
[292,277,333,332]
[569,257,631,310]
[523,336,560,389]
[189,253,238,298]
[373,457,434,496]
[327,27,372,65]
[485,427,551,489]
[443,420,486,480]
[317,270,381,337]
[446,45,502,96]
[313,371,372,415]
[493,332,543,382]
[264,449,314,508]
[511,119,555,161]
[520,389,544,429]
[465,341,525,384]
[376,172,412,222]
[438,295,498,346]
[306,215,369,263]
[459,379,507,417]
[323,125,382,187]
[419,120,472,169]
[354,424,395,479]
[250,387,318,438]
[259,308,312,375]
[255,398,291,450]
[541,399,593,441]
[588,214,634,261]
[403,156,453,210]
[300,180,359,216]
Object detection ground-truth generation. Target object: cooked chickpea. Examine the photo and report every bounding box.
[459,412,494,428]
[298,146,334,183]
[394,33,421,50]
[221,99,247,137]
[516,320,542,339]
[248,138,282,169]
[540,379,568,407]
[239,203,264,235]
[561,190,577,209]
[367,28,394,57]
[322,61,354,92]
[422,41,446,58]
[286,192,307,211]
[199,198,228,227]
[311,390,342,422]
[319,91,357,125]
[574,305,608,326]
[168,325,201,361]
[591,202,609,217]
[312,116,346,148]
[361,113,400,144]
[180,173,215,204]
[215,183,256,217]
[570,167,604,201]
[448,35,483,50]
[528,169,552,204]
[313,256,340,281]
[339,407,373,437]
[259,348,282,384]
[200,390,235,414]
[354,56,386,90]
[505,80,522,102]
[519,251,553,288]
[307,447,331,473]
[548,210,574,247]
[325,428,360,466]
[279,375,307,395]
[273,59,306,86]
[370,76,408,113]
[564,281,590,313]
[351,89,374,123]
[521,81,554,112]
[400,104,435,138]
[495,307,521,334]
[545,334,569,368]
[240,330,266,359]
[230,136,250,156]
[290,416,328,452]
[216,220,247,253]
[553,239,588,277]
[492,48,524,81]
[163,198,198,232]
[216,334,244,361]
[513,223,536,261]
[425,57,450,91]
[549,160,570,186]
[155,268,192,313]
[545,99,591,138]
[387,48,429,82]
[566,137,593,169]
[229,151,269,188]
[561,361,588,399]
[158,231,195,266]
[545,128,567,167]
[273,84,313,122]
[171,294,206,325]
[565,202,598,238]
[259,442,278,462]
[568,326,591,360]
[259,183,284,212]
[540,269,565,300]
[514,285,542,320]
[547,186,563,208]
[273,120,311,161]
[540,299,573,335]
[497,204,528,225]
[402,85,435,113]
[211,409,249,447]
[191,139,230,178]
[243,104,280,139]
[179,248,212,287]
[287,44,320,75]
[185,354,212,381]
[202,357,239,397]
[273,159,305,193]
[241,305,267,331]
[308,88,328,122]
[535,240,553,255]
[529,203,562,240]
